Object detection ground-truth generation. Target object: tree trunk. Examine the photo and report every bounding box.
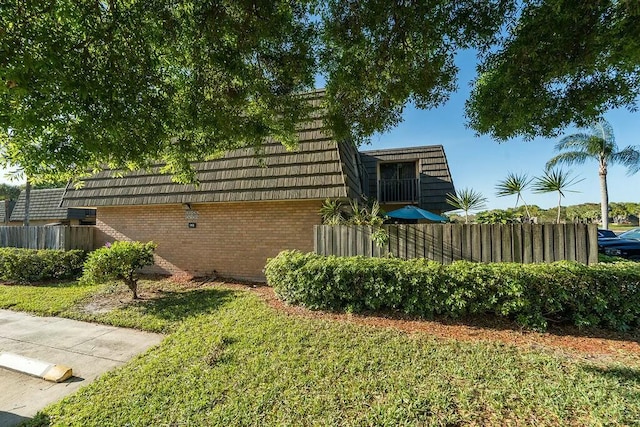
[125,276,139,299]
[599,167,609,230]
[520,195,532,219]
[23,179,31,226]
[556,192,561,224]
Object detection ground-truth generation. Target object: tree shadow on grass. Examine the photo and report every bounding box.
[583,364,640,385]
[134,288,236,323]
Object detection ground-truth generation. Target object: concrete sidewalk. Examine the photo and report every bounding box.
[0,309,164,426]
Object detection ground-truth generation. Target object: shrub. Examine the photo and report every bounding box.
[81,241,156,299]
[0,248,86,284]
[265,251,640,331]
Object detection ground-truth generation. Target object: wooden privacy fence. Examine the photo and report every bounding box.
[314,223,599,265]
[0,226,94,251]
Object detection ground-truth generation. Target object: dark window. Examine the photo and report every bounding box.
[380,162,416,180]
[378,162,418,203]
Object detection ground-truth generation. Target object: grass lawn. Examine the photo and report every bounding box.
[1,281,639,426]
[0,282,99,316]
[611,224,640,233]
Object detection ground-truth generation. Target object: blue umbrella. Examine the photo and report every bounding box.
[386,205,448,222]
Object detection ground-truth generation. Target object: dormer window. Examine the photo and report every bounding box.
[378,161,419,203]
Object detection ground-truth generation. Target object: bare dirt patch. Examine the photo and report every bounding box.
[78,278,204,314]
[213,281,640,365]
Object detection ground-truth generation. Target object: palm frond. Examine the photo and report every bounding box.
[545,151,591,170]
[611,146,640,175]
[447,187,487,211]
[555,133,593,151]
[495,172,532,197]
[590,119,615,147]
[532,169,583,194]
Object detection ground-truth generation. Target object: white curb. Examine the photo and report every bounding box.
[0,352,73,382]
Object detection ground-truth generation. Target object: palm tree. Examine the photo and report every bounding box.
[446,187,487,224]
[546,119,640,229]
[495,172,533,219]
[532,169,582,224]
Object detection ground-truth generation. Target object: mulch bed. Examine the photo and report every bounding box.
[213,281,640,365]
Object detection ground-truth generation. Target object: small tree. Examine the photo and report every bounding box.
[532,169,582,224]
[446,188,487,224]
[81,241,156,299]
[495,172,533,218]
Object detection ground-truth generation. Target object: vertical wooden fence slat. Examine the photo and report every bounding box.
[460,224,471,261]
[425,224,435,261]
[554,225,565,262]
[415,225,425,258]
[564,224,576,262]
[406,225,416,259]
[491,225,502,262]
[532,225,543,262]
[587,224,598,265]
[470,225,481,262]
[480,224,491,263]
[442,224,453,264]
[451,224,462,261]
[575,224,588,265]
[398,225,407,258]
[501,225,513,262]
[340,225,348,257]
[521,224,533,263]
[512,225,522,263]
[543,224,555,262]
[432,224,444,263]
[369,227,379,257]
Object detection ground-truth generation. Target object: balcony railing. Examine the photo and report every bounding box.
[378,178,419,203]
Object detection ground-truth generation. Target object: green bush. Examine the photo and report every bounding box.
[81,241,156,299]
[265,251,640,331]
[0,248,86,284]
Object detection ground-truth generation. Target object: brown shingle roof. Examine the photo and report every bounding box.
[0,200,15,223]
[61,98,358,207]
[10,188,69,221]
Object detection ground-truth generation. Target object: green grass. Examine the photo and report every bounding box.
[0,282,99,315]
[15,286,640,427]
[65,284,236,333]
[610,224,639,232]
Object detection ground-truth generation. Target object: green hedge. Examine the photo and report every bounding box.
[265,250,640,331]
[0,248,86,284]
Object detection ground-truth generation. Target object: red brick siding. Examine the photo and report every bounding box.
[94,200,322,281]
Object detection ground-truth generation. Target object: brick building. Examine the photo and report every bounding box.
[61,91,455,281]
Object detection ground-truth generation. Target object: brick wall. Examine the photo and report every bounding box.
[94,200,323,282]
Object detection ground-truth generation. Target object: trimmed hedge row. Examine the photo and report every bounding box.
[265,250,640,331]
[0,248,86,284]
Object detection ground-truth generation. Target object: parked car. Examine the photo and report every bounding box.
[597,229,622,253]
[597,229,618,239]
[603,240,640,261]
[617,227,640,241]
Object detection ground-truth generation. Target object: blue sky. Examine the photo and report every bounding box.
[2,50,638,211]
[365,49,640,211]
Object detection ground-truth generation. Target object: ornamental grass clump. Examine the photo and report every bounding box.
[81,241,156,299]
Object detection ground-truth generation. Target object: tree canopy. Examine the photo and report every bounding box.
[467,0,640,140]
[2,1,639,183]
